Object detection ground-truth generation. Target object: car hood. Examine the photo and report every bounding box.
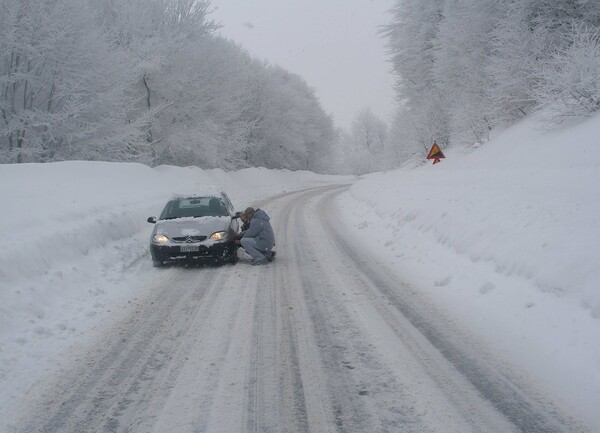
[154,216,231,237]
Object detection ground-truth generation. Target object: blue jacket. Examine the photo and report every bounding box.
[241,209,275,250]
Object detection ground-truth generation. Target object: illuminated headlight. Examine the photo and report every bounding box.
[153,234,170,244]
[210,231,228,241]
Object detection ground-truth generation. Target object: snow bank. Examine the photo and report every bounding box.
[0,162,342,294]
[338,113,600,425]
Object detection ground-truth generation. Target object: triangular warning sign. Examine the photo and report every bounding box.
[427,142,445,164]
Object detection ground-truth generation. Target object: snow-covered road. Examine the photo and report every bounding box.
[10,186,588,433]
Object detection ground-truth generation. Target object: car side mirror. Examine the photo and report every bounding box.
[147,216,157,224]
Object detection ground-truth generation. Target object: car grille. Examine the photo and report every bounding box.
[172,235,207,243]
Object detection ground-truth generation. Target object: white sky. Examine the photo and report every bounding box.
[210,0,397,131]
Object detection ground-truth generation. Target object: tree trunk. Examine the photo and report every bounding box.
[142,76,154,143]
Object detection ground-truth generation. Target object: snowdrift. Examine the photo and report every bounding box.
[338,113,600,426]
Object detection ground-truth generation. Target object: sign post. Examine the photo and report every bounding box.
[427,142,445,165]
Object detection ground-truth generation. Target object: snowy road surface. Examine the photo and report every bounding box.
[11,186,587,433]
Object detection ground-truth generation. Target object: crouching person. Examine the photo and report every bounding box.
[235,207,276,265]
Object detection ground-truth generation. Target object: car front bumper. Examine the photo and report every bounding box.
[150,241,236,263]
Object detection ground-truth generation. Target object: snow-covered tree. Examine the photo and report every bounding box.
[351,107,387,153]
[534,24,600,119]
[1,0,336,170]
[433,0,501,146]
[0,0,144,163]
[245,65,336,171]
[326,107,391,175]
[384,0,600,164]
[382,0,448,160]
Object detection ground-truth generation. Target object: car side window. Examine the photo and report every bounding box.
[159,200,177,219]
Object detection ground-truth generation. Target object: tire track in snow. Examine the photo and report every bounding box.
[10,184,588,433]
[13,265,243,433]
[316,187,588,433]
[241,187,328,433]
[281,186,376,432]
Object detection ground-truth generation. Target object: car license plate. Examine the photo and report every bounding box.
[180,245,199,252]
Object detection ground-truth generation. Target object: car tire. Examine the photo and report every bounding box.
[153,260,164,267]
[228,252,239,264]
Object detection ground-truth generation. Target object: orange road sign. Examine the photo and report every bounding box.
[427,142,445,164]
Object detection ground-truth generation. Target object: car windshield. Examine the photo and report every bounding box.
[159,197,228,220]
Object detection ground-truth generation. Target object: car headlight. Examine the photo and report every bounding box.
[153,234,170,244]
[210,231,228,241]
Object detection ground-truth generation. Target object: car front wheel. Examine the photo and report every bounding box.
[228,252,238,264]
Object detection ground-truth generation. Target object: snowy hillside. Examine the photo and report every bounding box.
[338,113,600,427]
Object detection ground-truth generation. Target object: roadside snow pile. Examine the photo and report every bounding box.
[337,112,600,424]
[0,162,343,294]
[0,162,165,289]
[0,162,348,416]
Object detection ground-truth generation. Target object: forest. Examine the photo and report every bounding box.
[0,0,337,171]
[384,0,600,163]
[2,0,600,173]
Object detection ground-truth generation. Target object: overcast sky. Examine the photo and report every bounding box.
[210,0,397,131]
